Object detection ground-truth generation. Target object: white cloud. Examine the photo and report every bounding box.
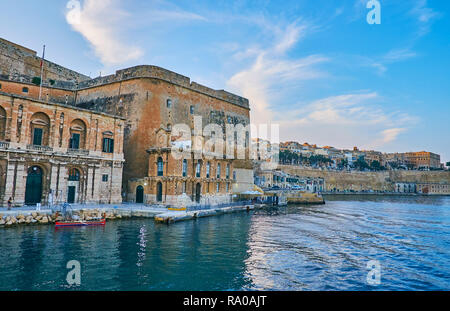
[65,0,206,66]
[66,0,144,66]
[380,128,406,143]
[227,21,328,125]
[410,0,440,36]
[276,93,415,150]
[226,19,418,149]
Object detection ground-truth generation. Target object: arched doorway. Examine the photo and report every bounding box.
[195,183,201,203]
[67,168,80,203]
[136,185,144,203]
[25,166,43,205]
[156,182,163,202]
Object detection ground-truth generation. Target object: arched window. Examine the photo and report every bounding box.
[30,112,50,146]
[22,87,29,93]
[157,157,164,176]
[68,168,81,181]
[182,159,187,177]
[206,162,210,178]
[0,106,6,141]
[196,160,202,178]
[216,163,221,179]
[69,119,87,149]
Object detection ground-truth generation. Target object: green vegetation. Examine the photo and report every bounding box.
[353,157,370,171]
[31,76,41,86]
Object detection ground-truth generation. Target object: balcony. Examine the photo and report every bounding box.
[0,142,10,150]
[27,144,53,152]
[67,148,90,156]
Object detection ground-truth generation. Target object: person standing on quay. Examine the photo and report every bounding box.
[7,197,13,211]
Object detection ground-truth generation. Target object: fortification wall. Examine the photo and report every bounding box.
[0,38,89,85]
[280,165,450,191]
[77,65,249,109]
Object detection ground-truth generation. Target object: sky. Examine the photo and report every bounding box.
[1,0,449,162]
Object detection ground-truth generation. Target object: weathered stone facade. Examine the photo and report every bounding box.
[0,92,124,206]
[71,66,252,205]
[281,165,450,192]
[0,39,253,206]
[0,38,89,85]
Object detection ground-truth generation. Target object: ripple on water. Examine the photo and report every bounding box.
[0,196,449,290]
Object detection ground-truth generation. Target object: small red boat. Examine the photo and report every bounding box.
[55,219,106,227]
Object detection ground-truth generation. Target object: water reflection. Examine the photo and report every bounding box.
[0,196,449,290]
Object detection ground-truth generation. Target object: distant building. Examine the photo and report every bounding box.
[395,183,416,193]
[363,150,385,166]
[417,183,450,195]
[404,151,441,169]
[0,92,124,206]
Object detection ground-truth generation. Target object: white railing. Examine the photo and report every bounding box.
[67,148,89,156]
[27,144,53,152]
[0,141,10,150]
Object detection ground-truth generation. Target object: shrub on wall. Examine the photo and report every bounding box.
[32,77,41,86]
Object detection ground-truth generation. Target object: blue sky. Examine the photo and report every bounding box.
[1,0,449,162]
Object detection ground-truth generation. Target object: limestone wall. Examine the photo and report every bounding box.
[280,165,450,191]
[0,38,89,84]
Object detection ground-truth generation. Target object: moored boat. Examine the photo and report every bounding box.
[55,219,106,227]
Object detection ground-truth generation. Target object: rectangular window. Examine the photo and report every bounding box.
[102,137,114,153]
[182,160,187,177]
[33,128,43,146]
[196,162,201,178]
[216,183,220,193]
[70,133,80,149]
[217,164,221,179]
[190,105,194,114]
[102,174,109,182]
[206,162,210,178]
[226,164,230,179]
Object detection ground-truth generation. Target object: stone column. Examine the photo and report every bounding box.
[86,166,95,203]
[92,165,102,203]
[3,161,16,206]
[56,166,68,204]
[14,162,27,206]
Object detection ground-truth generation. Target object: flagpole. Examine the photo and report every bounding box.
[39,45,46,100]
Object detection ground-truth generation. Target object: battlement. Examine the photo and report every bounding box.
[77,65,250,109]
[0,37,90,84]
[0,38,249,109]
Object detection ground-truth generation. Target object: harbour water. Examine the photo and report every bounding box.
[0,195,449,291]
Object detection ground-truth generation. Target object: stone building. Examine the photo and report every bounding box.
[0,38,89,84]
[416,183,450,195]
[394,182,416,193]
[404,151,441,169]
[0,91,124,206]
[0,38,253,206]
